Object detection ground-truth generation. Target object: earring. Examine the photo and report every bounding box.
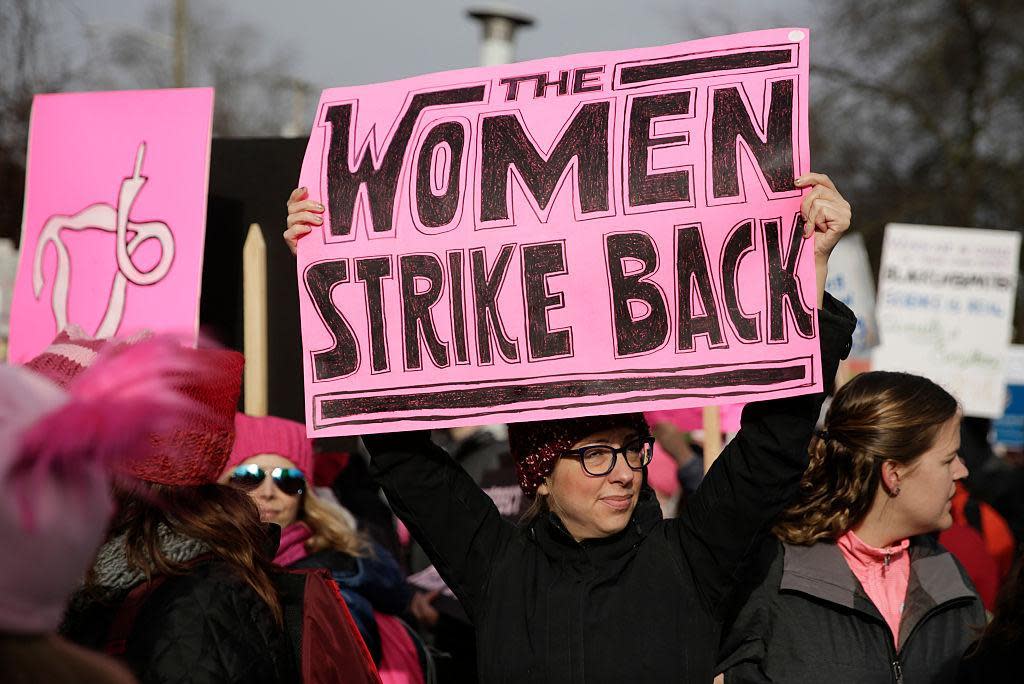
[890,486,900,497]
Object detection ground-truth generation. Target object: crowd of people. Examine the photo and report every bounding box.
[1,175,1021,683]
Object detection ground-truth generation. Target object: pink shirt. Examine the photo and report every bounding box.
[837,530,911,646]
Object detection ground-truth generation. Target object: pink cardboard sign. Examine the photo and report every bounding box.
[8,88,215,363]
[297,29,819,437]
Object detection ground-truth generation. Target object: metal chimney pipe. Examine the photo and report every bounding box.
[467,5,535,66]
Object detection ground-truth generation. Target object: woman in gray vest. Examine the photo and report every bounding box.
[717,371,986,683]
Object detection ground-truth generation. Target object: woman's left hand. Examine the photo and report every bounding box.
[796,173,851,264]
[795,173,851,306]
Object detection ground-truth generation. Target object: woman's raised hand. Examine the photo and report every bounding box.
[795,173,851,306]
[284,187,324,255]
[796,173,851,265]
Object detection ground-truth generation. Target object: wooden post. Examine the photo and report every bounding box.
[243,223,268,416]
[702,405,722,474]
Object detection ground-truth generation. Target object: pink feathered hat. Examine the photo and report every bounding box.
[225,413,314,479]
[1,334,225,633]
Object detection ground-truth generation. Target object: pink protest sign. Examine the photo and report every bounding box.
[298,28,819,437]
[8,88,214,363]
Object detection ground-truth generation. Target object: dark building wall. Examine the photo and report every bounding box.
[202,137,308,422]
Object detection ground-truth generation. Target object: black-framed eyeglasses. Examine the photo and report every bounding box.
[228,464,306,496]
[562,436,655,477]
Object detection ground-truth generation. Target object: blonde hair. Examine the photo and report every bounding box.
[300,488,368,557]
[773,371,958,546]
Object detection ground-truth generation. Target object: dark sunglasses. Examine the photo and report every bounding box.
[228,464,306,496]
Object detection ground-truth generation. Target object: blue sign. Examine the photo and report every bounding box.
[994,384,1024,448]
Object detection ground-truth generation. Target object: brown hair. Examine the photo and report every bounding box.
[104,482,283,624]
[773,371,958,545]
[520,494,548,526]
[300,488,368,557]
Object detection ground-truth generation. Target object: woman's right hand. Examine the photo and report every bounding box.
[284,187,324,254]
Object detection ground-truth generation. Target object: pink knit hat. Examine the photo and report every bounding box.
[226,413,314,478]
[646,443,681,497]
[24,329,244,486]
[1,335,220,633]
[643,404,745,434]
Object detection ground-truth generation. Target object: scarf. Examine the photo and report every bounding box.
[275,522,313,566]
[64,523,211,622]
[90,523,210,591]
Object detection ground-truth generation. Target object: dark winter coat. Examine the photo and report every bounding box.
[717,536,986,683]
[63,558,299,684]
[364,295,856,683]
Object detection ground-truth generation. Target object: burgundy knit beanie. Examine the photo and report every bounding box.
[23,330,243,486]
[226,413,314,478]
[141,348,243,485]
[22,328,114,389]
[508,413,650,496]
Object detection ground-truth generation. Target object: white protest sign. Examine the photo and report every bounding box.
[825,232,877,360]
[873,223,1020,418]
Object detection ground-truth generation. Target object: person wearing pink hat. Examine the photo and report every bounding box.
[0,334,235,683]
[222,413,321,534]
[222,413,427,683]
[37,332,378,683]
[644,405,747,517]
[295,174,861,682]
[643,410,698,518]
[47,334,305,683]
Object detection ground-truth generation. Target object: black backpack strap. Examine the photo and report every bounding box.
[273,570,307,673]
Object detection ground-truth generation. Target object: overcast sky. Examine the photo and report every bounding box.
[70,0,823,90]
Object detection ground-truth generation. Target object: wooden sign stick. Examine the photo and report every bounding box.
[243,222,268,416]
[702,405,722,474]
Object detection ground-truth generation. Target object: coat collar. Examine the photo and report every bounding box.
[530,486,661,564]
[780,536,978,649]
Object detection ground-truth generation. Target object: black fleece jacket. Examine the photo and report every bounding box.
[62,559,298,684]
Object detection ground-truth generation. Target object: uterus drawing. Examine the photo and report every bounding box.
[32,143,175,338]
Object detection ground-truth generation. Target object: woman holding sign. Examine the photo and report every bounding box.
[716,371,985,683]
[285,173,855,682]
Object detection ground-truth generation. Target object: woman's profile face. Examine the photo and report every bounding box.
[891,415,967,535]
[538,426,643,541]
[220,454,303,529]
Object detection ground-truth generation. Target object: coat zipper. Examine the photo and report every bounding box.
[887,597,973,683]
[883,623,902,684]
[890,658,903,684]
